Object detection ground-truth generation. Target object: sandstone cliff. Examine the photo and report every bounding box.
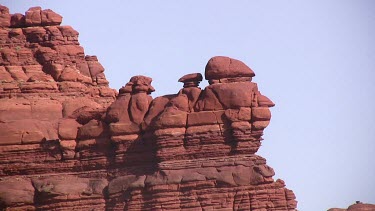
[0,6,297,210]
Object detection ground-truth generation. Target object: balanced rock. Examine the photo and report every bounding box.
[178,72,203,88]
[0,5,297,211]
[205,56,255,84]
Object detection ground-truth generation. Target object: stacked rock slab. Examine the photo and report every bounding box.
[0,5,297,211]
[0,5,116,210]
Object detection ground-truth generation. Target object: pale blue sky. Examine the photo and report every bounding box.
[4,1,375,210]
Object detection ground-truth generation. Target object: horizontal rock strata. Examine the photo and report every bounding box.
[0,5,297,210]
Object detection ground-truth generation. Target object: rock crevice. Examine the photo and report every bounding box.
[0,5,297,210]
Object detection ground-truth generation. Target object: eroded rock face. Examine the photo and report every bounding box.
[328,202,375,211]
[0,5,297,211]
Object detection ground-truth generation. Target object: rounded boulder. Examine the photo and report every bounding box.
[205,56,255,80]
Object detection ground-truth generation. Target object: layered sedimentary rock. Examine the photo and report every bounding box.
[0,5,297,210]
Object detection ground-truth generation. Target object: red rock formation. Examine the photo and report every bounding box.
[328,202,375,211]
[0,5,297,210]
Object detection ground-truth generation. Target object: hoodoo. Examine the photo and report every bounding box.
[0,5,297,210]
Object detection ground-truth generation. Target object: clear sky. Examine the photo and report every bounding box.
[3,1,375,210]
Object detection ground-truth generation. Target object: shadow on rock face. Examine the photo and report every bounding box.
[0,5,296,209]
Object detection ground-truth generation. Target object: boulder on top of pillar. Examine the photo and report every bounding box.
[205,56,255,84]
[178,73,203,88]
[196,56,258,111]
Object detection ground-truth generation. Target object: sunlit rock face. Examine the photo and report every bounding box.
[328,202,375,211]
[0,5,297,210]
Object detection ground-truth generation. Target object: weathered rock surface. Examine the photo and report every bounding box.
[0,5,297,210]
[328,202,375,211]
